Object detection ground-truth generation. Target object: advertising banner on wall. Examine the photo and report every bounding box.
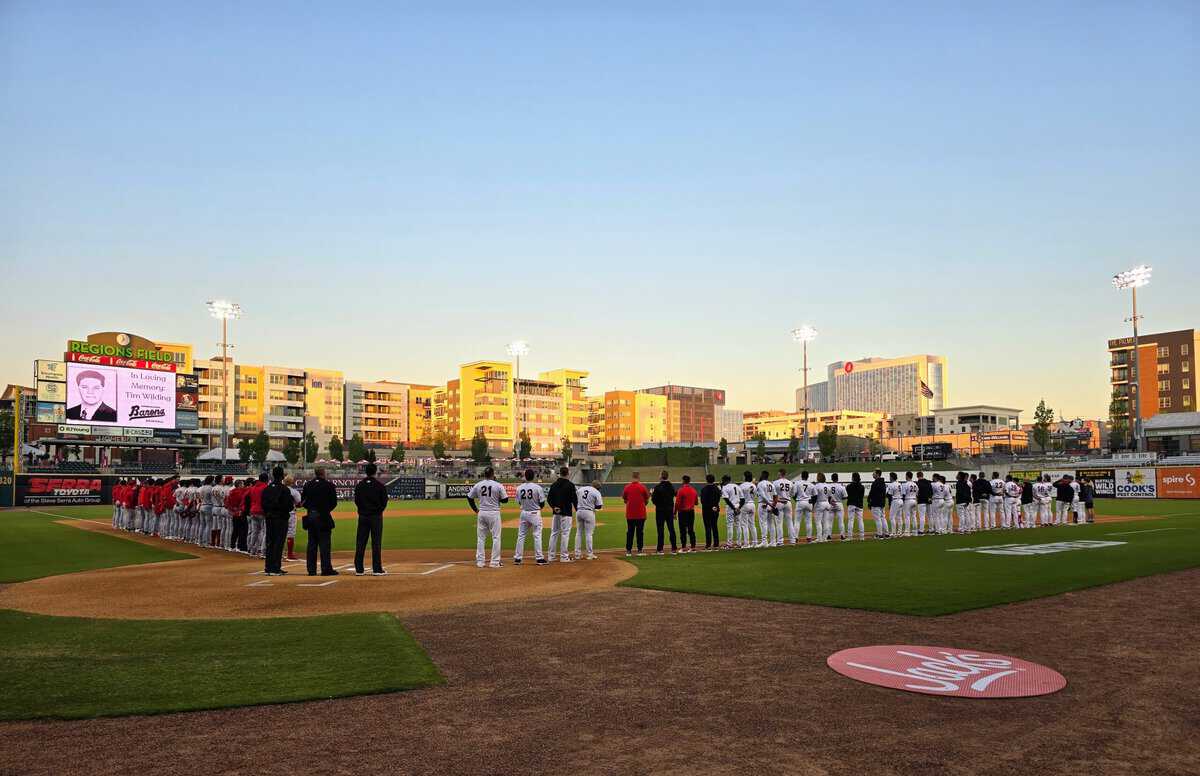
[446,484,472,499]
[35,402,66,423]
[175,410,199,430]
[386,477,426,499]
[1010,470,1042,482]
[1115,468,1158,498]
[66,352,176,372]
[1156,467,1200,499]
[35,360,66,381]
[16,475,111,506]
[37,380,67,402]
[1076,468,1116,498]
[64,363,176,429]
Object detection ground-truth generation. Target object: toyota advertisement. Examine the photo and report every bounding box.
[65,362,176,429]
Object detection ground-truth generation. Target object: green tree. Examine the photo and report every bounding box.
[250,431,271,466]
[1033,399,1055,452]
[516,430,532,460]
[236,438,251,462]
[1108,389,1129,451]
[431,433,447,460]
[471,430,490,463]
[817,425,838,460]
[753,433,767,464]
[345,433,366,462]
[560,436,572,462]
[302,431,318,464]
[327,434,343,462]
[282,437,301,465]
[718,437,728,463]
[391,442,406,464]
[365,447,377,463]
[786,435,800,463]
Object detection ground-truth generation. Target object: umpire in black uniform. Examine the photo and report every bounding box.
[650,471,678,554]
[354,462,389,576]
[261,466,294,576]
[700,474,722,549]
[301,467,339,576]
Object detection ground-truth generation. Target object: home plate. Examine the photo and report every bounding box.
[334,562,455,576]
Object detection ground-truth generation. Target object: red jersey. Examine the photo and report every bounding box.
[138,486,153,509]
[248,481,267,516]
[225,486,244,517]
[163,483,177,511]
[674,484,698,512]
[622,481,650,520]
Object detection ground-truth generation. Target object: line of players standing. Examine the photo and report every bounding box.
[714,468,1095,549]
[110,474,303,560]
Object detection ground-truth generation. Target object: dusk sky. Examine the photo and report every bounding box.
[3,1,1197,420]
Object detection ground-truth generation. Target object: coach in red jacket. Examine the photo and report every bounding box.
[674,475,699,553]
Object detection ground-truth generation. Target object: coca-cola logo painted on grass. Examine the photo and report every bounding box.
[827,646,1066,698]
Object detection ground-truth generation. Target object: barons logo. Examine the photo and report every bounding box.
[128,405,167,420]
[827,645,1066,698]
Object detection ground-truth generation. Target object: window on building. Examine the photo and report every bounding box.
[1185,396,1193,408]
[1158,396,1172,410]
[1157,363,1170,375]
[1184,378,1191,390]
[1183,344,1191,356]
[1184,361,1191,373]
[1159,380,1171,392]
[1157,346,1170,359]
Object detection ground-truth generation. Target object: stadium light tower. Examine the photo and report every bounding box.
[792,325,818,461]
[207,300,242,465]
[1112,265,1152,453]
[506,340,529,459]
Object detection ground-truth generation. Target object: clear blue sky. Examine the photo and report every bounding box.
[2,1,1197,420]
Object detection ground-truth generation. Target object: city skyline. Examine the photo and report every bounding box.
[3,2,1197,421]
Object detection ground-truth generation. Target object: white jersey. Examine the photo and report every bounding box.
[990,479,1006,498]
[1004,481,1020,498]
[468,479,509,512]
[577,485,602,513]
[199,484,213,508]
[886,481,901,503]
[756,480,776,505]
[737,482,757,507]
[900,481,918,502]
[721,483,740,511]
[1070,481,1081,502]
[931,482,947,501]
[793,479,812,506]
[812,482,831,507]
[1033,482,1052,501]
[830,482,847,502]
[774,478,795,503]
[515,482,545,512]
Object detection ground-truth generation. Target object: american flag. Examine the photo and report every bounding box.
[920,380,934,399]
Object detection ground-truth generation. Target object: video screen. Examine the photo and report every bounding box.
[65,362,176,429]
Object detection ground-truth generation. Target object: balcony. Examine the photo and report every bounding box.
[1110,353,1131,367]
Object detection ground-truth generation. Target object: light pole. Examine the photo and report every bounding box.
[506,340,529,460]
[791,325,817,461]
[207,300,242,465]
[1112,265,1151,454]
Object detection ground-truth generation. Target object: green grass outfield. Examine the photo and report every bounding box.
[0,610,441,720]
[23,496,1199,553]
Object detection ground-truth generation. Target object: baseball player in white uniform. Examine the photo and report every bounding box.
[756,471,778,548]
[900,473,918,537]
[467,466,509,568]
[720,475,739,548]
[737,472,758,548]
[198,476,214,546]
[1070,476,1085,525]
[793,471,814,543]
[1003,475,1020,529]
[512,469,547,565]
[885,474,902,537]
[989,473,1006,531]
[1033,476,1052,526]
[773,469,795,546]
[829,473,848,540]
[575,483,602,560]
[811,473,832,542]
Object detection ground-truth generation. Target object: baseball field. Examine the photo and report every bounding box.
[1,497,1198,775]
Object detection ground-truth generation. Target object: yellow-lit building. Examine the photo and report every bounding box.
[516,377,565,455]
[743,409,889,442]
[603,390,673,451]
[407,384,435,447]
[305,369,345,449]
[587,397,606,453]
[344,381,409,450]
[458,361,515,453]
[539,369,590,452]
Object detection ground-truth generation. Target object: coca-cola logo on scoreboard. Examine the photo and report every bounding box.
[827,645,1066,698]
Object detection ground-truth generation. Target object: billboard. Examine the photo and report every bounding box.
[1157,467,1200,499]
[35,360,66,381]
[1076,467,1116,498]
[64,362,176,429]
[175,410,199,430]
[16,475,111,506]
[66,352,176,372]
[35,401,66,423]
[37,380,67,402]
[1115,468,1157,499]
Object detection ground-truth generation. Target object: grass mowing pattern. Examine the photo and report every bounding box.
[1,510,193,582]
[620,517,1200,615]
[0,610,442,720]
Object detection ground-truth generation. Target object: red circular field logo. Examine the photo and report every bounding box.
[827,646,1066,698]
[844,362,854,374]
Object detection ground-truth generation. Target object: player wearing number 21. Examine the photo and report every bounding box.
[468,467,510,568]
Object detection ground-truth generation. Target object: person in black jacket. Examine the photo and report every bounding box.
[260,466,294,576]
[699,474,722,550]
[301,467,339,576]
[353,462,389,576]
[972,472,992,531]
[956,472,974,532]
[1054,476,1073,525]
[651,471,677,555]
[545,467,578,563]
[1019,477,1035,528]
[845,472,865,540]
[867,469,889,538]
[915,471,933,535]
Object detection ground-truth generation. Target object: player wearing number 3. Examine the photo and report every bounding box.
[468,467,509,568]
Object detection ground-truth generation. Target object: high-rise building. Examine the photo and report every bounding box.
[406,384,436,447]
[714,407,745,443]
[604,390,672,450]
[305,369,344,449]
[343,381,410,450]
[538,369,590,453]
[825,355,947,417]
[794,381,830,414]
[639,384,725,442]
[587,397,606,453]
[457,360,515,453]
[1108,329,1198,431]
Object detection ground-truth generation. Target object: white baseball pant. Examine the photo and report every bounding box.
[513,510,544,562]
[575,509,596,557]
[476,510,502,566]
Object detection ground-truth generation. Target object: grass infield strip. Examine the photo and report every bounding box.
[1,511,193,583]
[619,518,1200,616]
[0,610,443,721]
